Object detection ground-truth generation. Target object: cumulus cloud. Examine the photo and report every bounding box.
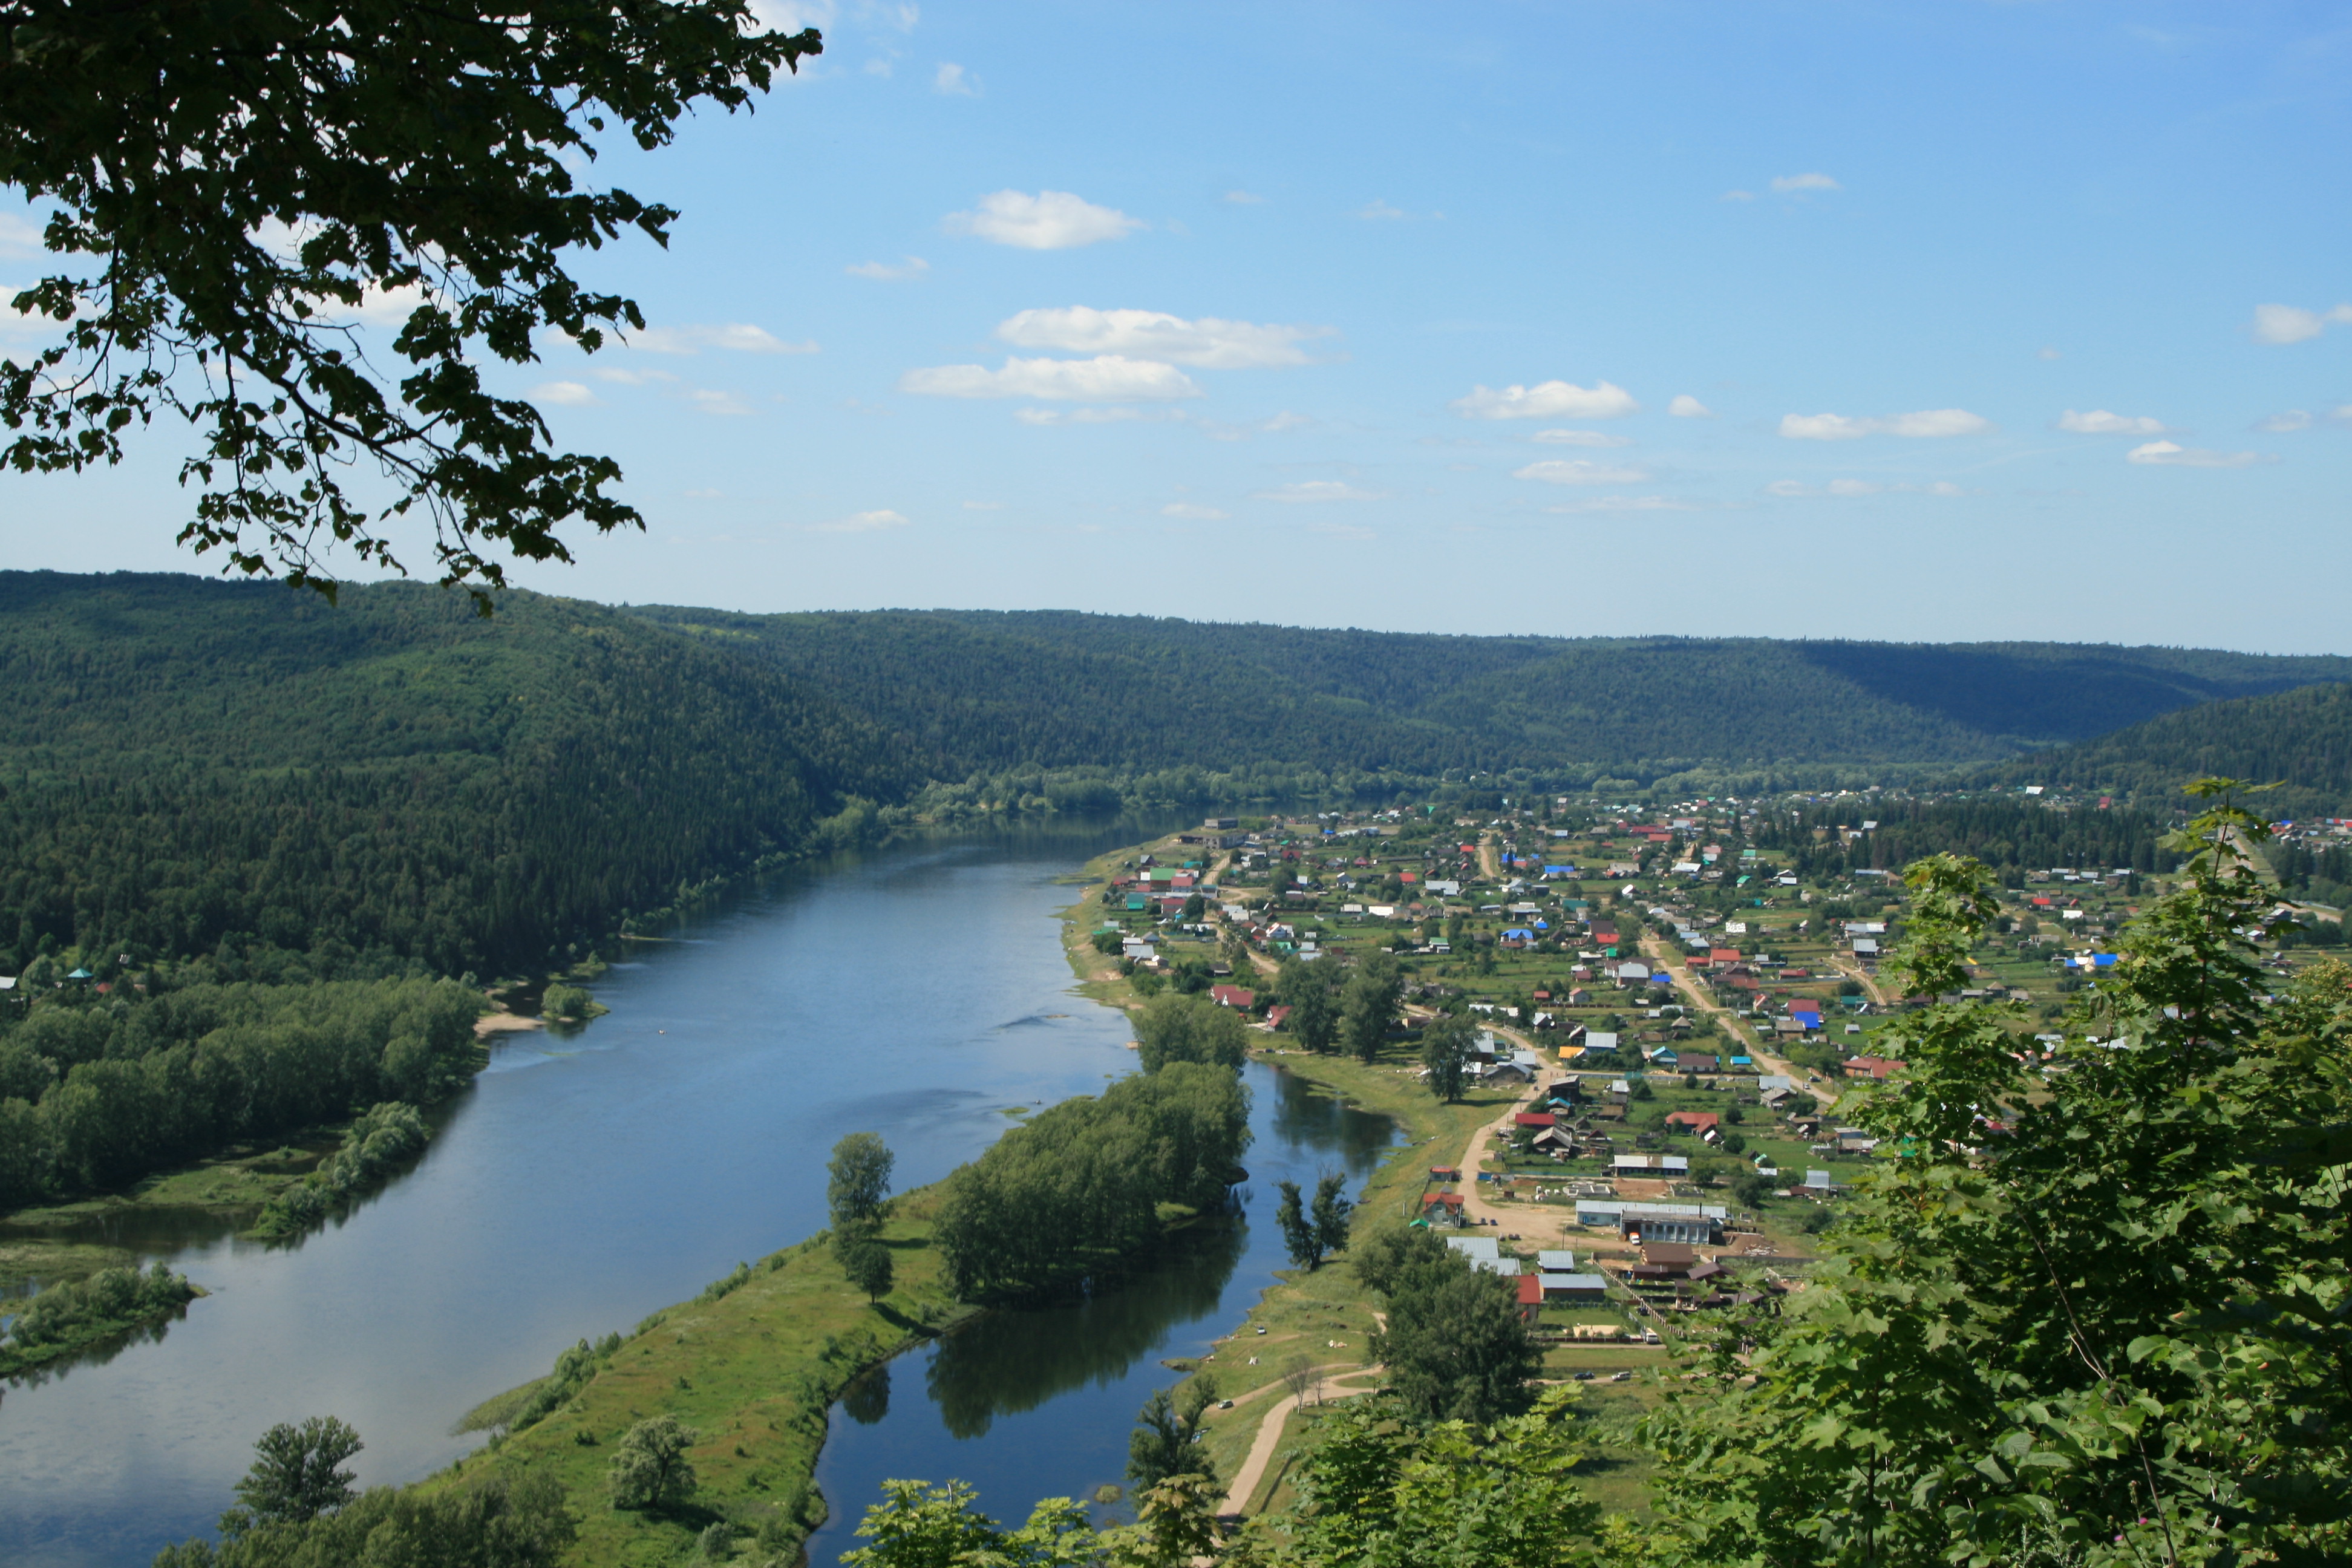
[690,389,752,416]
[1454,379,1639,420]
[1255,481,1386,503]
[1357,200,1407,220]
[2249,302,2352,345]
[944,190,1142,250]
[626,323,817,354]
[2254,409,2313,433]
[2037,347,2063,361]
[994,306,1333,368]
[531,381,598,407]
[900,355,1201,400]
[1530,428,1635,448]
[933,62,977,94]
[1224,190,1266,205]
[1513,458,1651,485]
[2057,409,2169,435]
[809,509,911,533]
[1779,408,1992,440]
[1771,172,1841,192]
[847,256,929,281]
[1162,503,1229,519]
[2125,440,2272,469]
[1668,394,1714,418]
[592,367,678,385]
[1719,190,1756,203]
[961,500,1004,511]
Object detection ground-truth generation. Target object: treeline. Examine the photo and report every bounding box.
[0,976,480,1209]
[0,1261,200,1378]
[1753,798,2178,880]
[634,606,2352,776]
[1990,679,2352,814]
[251,1102,432,1240]
[0,573,923,977]
[933,1060,1252,1300]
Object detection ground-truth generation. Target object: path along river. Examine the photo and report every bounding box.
[0,820,1396,1567]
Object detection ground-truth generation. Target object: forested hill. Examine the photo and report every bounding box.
[0,572,921,976]
[1987,681,2352,815]
[627,607,2352,779]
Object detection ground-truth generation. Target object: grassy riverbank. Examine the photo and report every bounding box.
[439,1191,972,1567]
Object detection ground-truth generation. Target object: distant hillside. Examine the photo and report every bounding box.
[0,572,919,975]
[1990,682,2352,817]
[627,607,2352,780]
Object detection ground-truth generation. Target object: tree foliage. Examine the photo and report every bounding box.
[1640,784,2352,1567]
[827,1131,895,1234]
[1358,1227,1540,1426]
[607,1414,697,1512]
[1133,992,1249,1074]
[1421,1013,1474,1102]
[155,1466,573,1568]
[933,1063,1250,1300]
[0,3,818,596]
[232,1416,364,1527]
[1128,1377,1218,1492]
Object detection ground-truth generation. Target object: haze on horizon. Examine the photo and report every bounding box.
[4,1,2346,655]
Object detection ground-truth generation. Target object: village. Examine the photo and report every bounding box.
[1070,786,2345,1466]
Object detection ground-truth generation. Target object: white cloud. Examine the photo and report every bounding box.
[1162,503,1229,519]
[994,306,1333,368]
[1530,428,1635,448]
[1771,172,1841,193]
[1547,495,1707,513]
[1260,411,1313,433]
[1779,408,1992,440]
[1513,458,1651,485]
[943,190,1142,250]
[1454,380,1639,420]
[0,214,44,257]
[2037,346,2063,361]
[747,1,836,33]
[809,509,912,533]
[531,381,598,407]
[1719,190,1756,203]
[933,62,976,94]
[2125,440,2272,469]
[847,256,929,281]
[592,367,678,385]
[626,323,816,355]
[2249,302,2352,345]
[2057,408,2169,435]
[1013,405,1151,425]
[1667,394,1714,418]
[1224,191,1266,205]
[690,389,752,416]
[1308,521,1377,540]
[1357,200,1407,220]
[900,355,1201,400]
[2255,409,2312,433]
[961,500,1004,511]
[1255,481,1386,503]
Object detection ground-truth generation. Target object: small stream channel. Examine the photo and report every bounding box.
[0,819,1397,1567]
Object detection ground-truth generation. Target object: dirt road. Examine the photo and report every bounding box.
[1636,933,1836,1107]
[1216,1365,1381,1515]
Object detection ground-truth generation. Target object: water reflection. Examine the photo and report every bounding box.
[924,1220,1249,1439]
[841,1364,890,1427]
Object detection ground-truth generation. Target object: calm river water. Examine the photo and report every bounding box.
[0,821,1396,1567]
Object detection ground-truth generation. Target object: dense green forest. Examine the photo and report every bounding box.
[1988,679,2352,815]
[632,604,2352,779]
[1754,798,2179,880]
[0,975,481,1210]
[0,573,921,977]
[932,1060,1252,1301]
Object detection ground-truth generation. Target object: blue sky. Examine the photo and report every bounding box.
[5,2,2349,650]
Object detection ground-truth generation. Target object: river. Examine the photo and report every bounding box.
[0,820,1396,1567]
